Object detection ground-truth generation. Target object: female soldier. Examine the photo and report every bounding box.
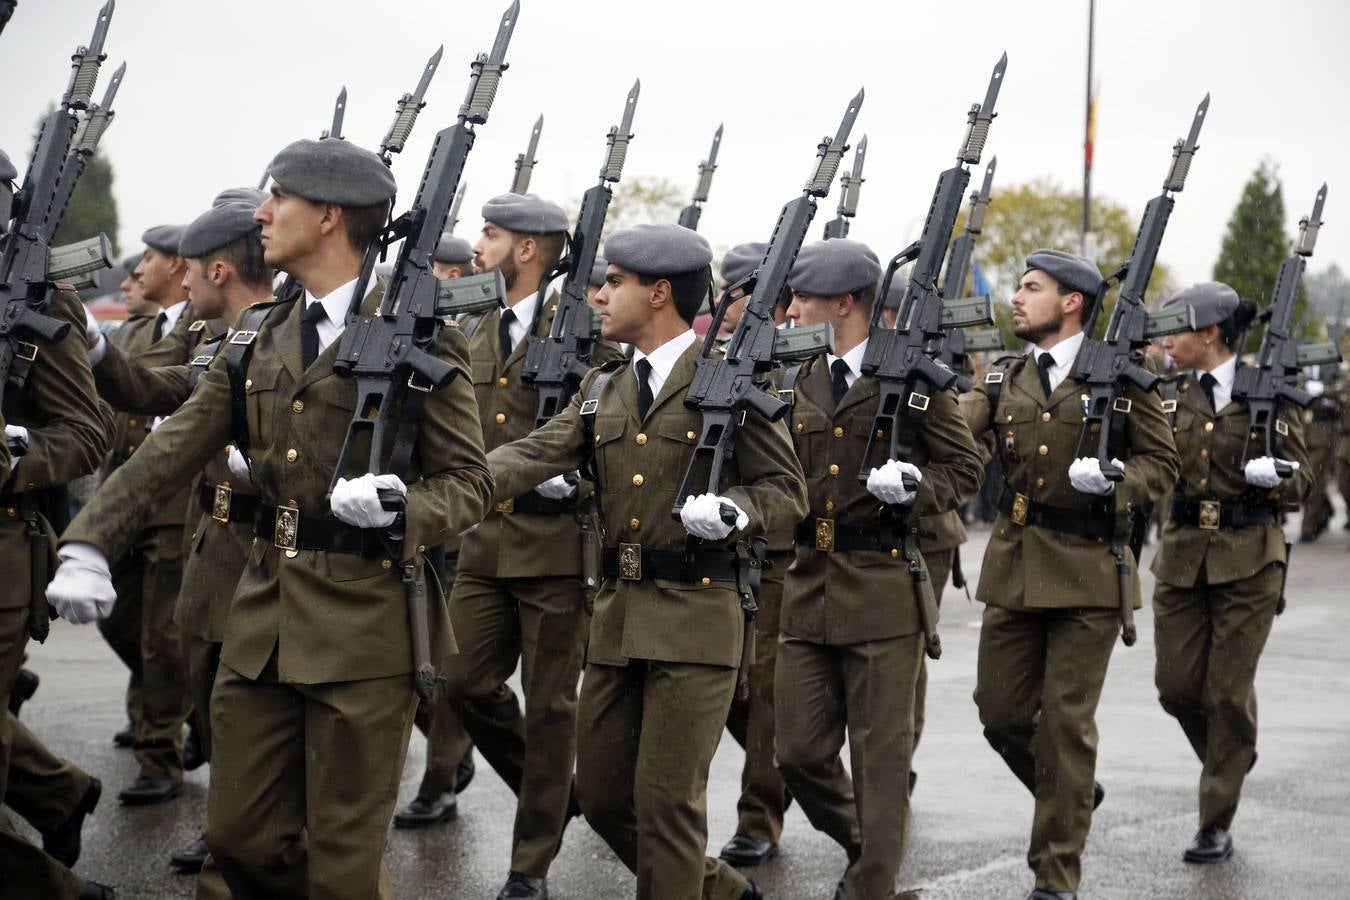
[1151,282,1313,865]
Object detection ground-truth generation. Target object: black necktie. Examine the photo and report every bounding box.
[301,302,327,369]
[498,308,516,360]
[1036,352,1055,398]
[635,358,654,419]
[1199,372,1218,412]
[151,312,167,343]
[830,358,850,407]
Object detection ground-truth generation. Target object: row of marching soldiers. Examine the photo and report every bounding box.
[1,135,1317,900]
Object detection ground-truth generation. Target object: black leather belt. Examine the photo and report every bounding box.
[998,490,1114,541]
[493,491,576,516]
[198,483,261,525]
[601,545,739,583]
[252,502,383,556]
[1170,496,1279,530]
[795,518,905,552]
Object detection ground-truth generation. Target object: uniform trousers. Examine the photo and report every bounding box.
[1153,561,1282,831]
[194,655,417,900]
[775,633,923,900]
[445,572,588,876]
[4,712,94,830]
[411,685,474,799]
[576,659,750,900]
[974,604,1118,892]
[187,635,221,762]
[1301,429,1335,536]
[722,548,791,844]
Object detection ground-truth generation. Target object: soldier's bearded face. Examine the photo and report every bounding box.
[1011,270,1067,345]
[473,223,516,287]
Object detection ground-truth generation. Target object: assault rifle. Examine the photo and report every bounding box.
[822,135,866,239]
[1,0,115,408]
[857,54,1006,660]
[510,114,543,194]
[1232,184,1338,471]
[677,123,722,231]
[520,80,639,426]
[933,155,997,391]
[674,89,864,511]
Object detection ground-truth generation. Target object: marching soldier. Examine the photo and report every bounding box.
[485,223,807,900]
[45,137,492,899]
[774,239,983,900]
[714,241,794,869]
[961,250,1178,900]
[1151,283,1312,863]
[0,147,115,899]
[1338,378,1350,534]
[433,233,474,280]
[1298,367,1338,542]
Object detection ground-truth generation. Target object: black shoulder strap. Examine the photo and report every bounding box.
[1160,376,1181,428]
[187,333,229,392]
[776,362,806,432]
[458,312,489,342]
[226,300,293,469]
[983,354,1023,500]
[578,367,617,523]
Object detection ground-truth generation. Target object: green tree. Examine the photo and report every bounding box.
[593,176,684,240]
[1212,160,1308,348]
[52,152,120,256]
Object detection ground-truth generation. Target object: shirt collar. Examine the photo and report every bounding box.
[160,299,189,332]
[633,329,697,383]
[502,289,539,327]
[826,338,869,380]
[1202,355,1237,390]
[1035,330,1085,369]
[305,275,375,323]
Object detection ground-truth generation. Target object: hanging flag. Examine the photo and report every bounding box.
[1085,82,1100,169]
[972,261,991,298]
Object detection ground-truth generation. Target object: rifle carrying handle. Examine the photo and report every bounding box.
[378,488,405,512]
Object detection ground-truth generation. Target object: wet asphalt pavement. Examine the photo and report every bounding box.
[10,504,1350,900]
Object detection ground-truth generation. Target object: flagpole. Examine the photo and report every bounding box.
[1081,0,1095,257]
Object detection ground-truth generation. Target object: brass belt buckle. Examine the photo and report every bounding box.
[212,483,233,525]
[1198,500,1221,531]
[274,504,300,551]
[815,517,836,551]
[618,542,642,580]
[1010,493,1029,526]
[494,498,515,514]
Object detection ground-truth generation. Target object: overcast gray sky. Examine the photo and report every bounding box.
[5,0,1349,295]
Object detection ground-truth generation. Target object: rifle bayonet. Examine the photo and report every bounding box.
[381,46,443,162]
[600,80,639,183]
[959,52,1005,164]
[447,182,466,234]
[823,134,866,239]
[678,122,722,231]
[63,0,113,110]
[806,88,863,196]
[511,114,543,194]
[71,59,123,154]
[1164,94,1208,193]
[321,86,347,140]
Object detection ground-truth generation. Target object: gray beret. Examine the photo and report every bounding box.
[434,234,474,265]
[721,242,766,286]
[588,255,608,287]
[604,223,713,277]
[1163,281,1240,330]
[141,224,185,255]
[268,138,397,207]
[789,239,881,297]
[212,186,267,209]
[1024,249,1104,298]
[882,273,910,310]
[179,203,261,258]
[481,192,569,234]
[122,252,144,272]
[0,149,16,183]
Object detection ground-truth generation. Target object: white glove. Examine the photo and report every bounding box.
[1306,379,1325,398]
[49,543,118,625]
[679,493,749,541]
[534,473,578,500]
[1069,457,1120,495]
[1244,456,1297,489]
[331,473,406,528]
[5,424,29,457]
[83,304,101,348]
[866,460,922,506]
[225,445,254,484]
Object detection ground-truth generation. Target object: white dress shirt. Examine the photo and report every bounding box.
[1199,354,1237,413]
[825,338,869,391]
[1032,330,1086,394]
[501,290,540,354]
[158,299,188,337]
[305,276,378,356]
[632,329,697,400]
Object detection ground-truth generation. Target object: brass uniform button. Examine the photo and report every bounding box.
[1041,412,1051,422]
[701,577,711,586]
[629,518,640,531]
[1038,445,1049,456]
[127,445,136,456]
[245,378,253,389]
[498,377,509,387]
[1035,477,1045,489]
[286,448,298,462]
[292,400,304,413]
[1204,422,1214,432]
[686,430,696,440]
[382,559,392,570]
[1199,478,1208,488]
[890,548,899,558]
[6,508,15,518]
[128,418,139,428]
[833,426,844,438]
[1006,413,1014,422]
[417,545,427,553]
[632,474,644,487]
[825,499,834,512]
[285,549,298,559]
[595,435,601,445]
[829,464,840,476]
[635,433,648,446]
[495,412,507,424]
[1200,449,1209,459]
[794,422,805,433]
[875,429,884,439]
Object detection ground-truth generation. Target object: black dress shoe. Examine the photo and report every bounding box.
[169,835,210,873]
[719,833,779,867]
[455,747,476,794]
[1092,781,1104,810]
[8,668,39,716]
[78,882,116,900]
[43,777,101,867]
[112,722,134,748]
[117,775,183,806]
[497,872,547,900]
[909,768,918,796]
[392,791,457,828]
[740,879,762,900]
[183,722,207,771]
[1183,824,1233,863]
[1026,890,1076,899]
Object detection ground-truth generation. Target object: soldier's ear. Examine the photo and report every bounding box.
[647,277,672,312]
[1061,290,1086,318]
